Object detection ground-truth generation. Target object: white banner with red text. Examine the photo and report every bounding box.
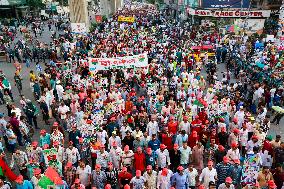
[89,54,148,71]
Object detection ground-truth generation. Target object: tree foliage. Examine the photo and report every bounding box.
[26,0,44,9]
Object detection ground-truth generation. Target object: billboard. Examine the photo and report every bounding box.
[202,0,250,8]
[187,9,271,18]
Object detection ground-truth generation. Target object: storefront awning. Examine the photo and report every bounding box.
[0,0,26,6]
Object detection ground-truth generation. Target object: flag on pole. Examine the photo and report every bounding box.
[37,167,64,189]
[0,158,17,181]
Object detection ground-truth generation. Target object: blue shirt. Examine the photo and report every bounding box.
[171,173,188,189]
[145,152,157,167]
[39,133,51,147]
[6,129,16,144]
[148,139,161,151]
[16,180,33,189]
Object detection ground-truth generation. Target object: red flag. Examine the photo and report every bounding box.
[0,158,17,181]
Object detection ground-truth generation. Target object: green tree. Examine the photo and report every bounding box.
[26,0,44,9]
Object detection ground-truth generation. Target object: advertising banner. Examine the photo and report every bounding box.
[71,23,87,33]
[202,0,250,8]
[118,16,135,22]
[187,8,271,18]
[89,54,148,71]
[235,19,265,33]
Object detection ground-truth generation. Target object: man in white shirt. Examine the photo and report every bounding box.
[179,116,190,134]
[146,116,159,137]
[109,141,122,169]
[76,160,91,188]
[96,144,109,170]
[30,168,43,189]
[58,102,70,120]
[234,106,245,127]
[157,168,173,189]
[227,142,240,164]
[10,104,21,120]
[246,135,261,152]
[239,124,248,156]
[143,165,157,189]
[184,164,198,188]
[55,80,64,101]
[108,131,121,149]
[65,141,80,167]
[52,141,65,163]
[0,178,11,189]
[156,144,170,169]
[179,141,192,167]
[199,160,217,187]
[218,177,235,189]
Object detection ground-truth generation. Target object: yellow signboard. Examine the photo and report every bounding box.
[118,16,135,23]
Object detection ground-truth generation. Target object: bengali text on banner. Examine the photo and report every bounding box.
[89,53,148,71]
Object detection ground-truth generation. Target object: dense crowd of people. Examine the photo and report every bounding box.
[0,2,283,189]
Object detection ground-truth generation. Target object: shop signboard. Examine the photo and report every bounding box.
[202,0,250,8]
[187,8,271,18]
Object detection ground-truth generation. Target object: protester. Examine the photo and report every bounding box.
[0,2,283,189]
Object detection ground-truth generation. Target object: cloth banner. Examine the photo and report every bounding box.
[235,19,265,33]
[89,54,148,71]
[118,16,135,22]
[71,23,87,33]
[241,153,261,186]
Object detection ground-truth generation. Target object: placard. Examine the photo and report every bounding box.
[118,16,135,22]
[241,153,261,186]
[71,23,87,33]
[95,15,103,23]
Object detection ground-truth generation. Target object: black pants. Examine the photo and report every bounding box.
[0,91,4,104]
[9,55,14,63]
[6,105,12,117]
[27,115,38,129]
[241,146,246,156]
[248,132,253,140]
[272,113,284,124]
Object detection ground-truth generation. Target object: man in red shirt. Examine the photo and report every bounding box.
[161,127,174,150]
[191,115,202,126]
[198,109,208,124]
[134,147,145,171]
[168,116,178,135]
[188,131,199,148]
[118,167,133,188]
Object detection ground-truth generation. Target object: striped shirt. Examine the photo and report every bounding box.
[216,162,232,184]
